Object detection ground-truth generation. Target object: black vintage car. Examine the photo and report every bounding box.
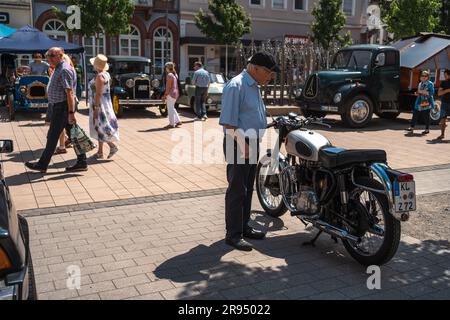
[0,140,37,300]
[107,56,166,117]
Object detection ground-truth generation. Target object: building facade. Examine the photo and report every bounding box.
[0,0,32,29]
[179,0,371,79]
[33,0,180,76]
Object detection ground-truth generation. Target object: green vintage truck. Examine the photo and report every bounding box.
[296,40,448,128]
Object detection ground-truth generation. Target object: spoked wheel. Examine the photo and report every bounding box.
[342,178,401,266]
[256,156,287,218]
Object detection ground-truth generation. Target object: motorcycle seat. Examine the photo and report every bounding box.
[319,147,387,168]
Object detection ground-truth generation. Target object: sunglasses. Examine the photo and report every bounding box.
[45,53,58,58]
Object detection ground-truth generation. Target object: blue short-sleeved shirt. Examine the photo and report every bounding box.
[47,61,77,104]
[192,68,210,88]
[219,70,267,139]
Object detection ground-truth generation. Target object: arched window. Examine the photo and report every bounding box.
[119,25,140,56]
[43,19,68,42]
[83,33,106,58]
[153,27,173,76]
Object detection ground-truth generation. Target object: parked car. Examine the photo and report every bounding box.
[296,43,446,128]
[108,56,166,117]
[0,140,37,300]
[6,64,49,121]
[177,72,227,113]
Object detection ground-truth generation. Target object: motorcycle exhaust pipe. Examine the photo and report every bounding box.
[313,220,361,243]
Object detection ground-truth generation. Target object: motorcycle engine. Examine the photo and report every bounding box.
[294,186,319,215]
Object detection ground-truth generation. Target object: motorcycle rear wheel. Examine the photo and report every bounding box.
[256,157,288,218]
[342,178,401,266]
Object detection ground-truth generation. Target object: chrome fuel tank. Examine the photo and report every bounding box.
[285,129,332,161]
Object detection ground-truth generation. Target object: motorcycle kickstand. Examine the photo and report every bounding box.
[302,230,323,247]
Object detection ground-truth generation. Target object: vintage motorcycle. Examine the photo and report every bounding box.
[256,114,416,266]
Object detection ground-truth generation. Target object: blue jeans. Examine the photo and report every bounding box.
[195,87,208,118]
[38,101,87,170]
[76,83,82,100]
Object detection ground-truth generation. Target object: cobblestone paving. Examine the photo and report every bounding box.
[26,194,450,300]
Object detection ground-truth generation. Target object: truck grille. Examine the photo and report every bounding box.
[134,79,150,99]
[29,86,46,97]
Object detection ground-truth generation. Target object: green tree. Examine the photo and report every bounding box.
[311,0,353,67]
[436,0,450,34]
[382,0,442,40]
[54,0,134,53]
[195,0,252,76]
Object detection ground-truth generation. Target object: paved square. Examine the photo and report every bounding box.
[26,194,450,300]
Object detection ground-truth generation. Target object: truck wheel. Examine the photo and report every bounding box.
[7,93,15,121]
[376,112,400,120]
[113,95,123,118]
[159,104,168,117]
[341,95,373,128]
[302,110,327,118]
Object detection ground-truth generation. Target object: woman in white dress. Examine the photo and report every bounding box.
[163,62,182,128]
[89,54,119,159]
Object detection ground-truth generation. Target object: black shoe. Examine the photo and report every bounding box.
[244,227,266,240]
[65,163,88,172]
[422,130,430,135]
[25,161,47,173]
[225,238,253,251]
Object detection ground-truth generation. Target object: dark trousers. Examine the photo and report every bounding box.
[195,87,208,118]
[411,108,431,130]
[38,101,87,170]
[223,136,259,240]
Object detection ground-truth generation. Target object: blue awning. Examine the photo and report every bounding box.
[0,24,16,39]
[0,25,84,54]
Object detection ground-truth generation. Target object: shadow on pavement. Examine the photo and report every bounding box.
[154,213,450,300]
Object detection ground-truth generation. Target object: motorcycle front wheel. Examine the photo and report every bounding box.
[256,156,288,218]
[342,178,401,266]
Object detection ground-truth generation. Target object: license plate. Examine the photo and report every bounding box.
[30,103,48,108]
[393,181,416,212]
[138,85,148,91]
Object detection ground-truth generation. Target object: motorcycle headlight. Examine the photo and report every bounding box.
[151,79,160,88]
[19,86,27,94]
[295,88,303,98]
[334,92,342,104]
[126,79,135,88]
[207,97,213,104]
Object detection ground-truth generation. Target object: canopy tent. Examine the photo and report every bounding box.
[0,24,15,39]
[0,25,84,54]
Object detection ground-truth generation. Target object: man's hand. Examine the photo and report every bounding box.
[68,113,77,125]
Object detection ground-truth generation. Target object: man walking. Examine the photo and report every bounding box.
[192,61,210,121]
[25,47,88,173]
[219,52,279,251]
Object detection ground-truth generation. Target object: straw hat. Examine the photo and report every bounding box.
[90,54,109,72]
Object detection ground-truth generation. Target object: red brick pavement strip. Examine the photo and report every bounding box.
[2,104,450,211]
[28,195,450,300]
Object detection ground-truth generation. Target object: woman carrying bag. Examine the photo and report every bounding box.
[88,54,119,159]
[406,71,435,135]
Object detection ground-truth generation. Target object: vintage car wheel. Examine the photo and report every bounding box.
[112,95,124,118]
[159,105,168,117]
[7,93,15,121]
[376,112,400,120]
[342,95,374,128]
[428,99,441,125]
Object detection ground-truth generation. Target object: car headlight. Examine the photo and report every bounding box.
[295,88,303,98]
[126,79,135,88]
[0,247,12,271]
[334,93,342,104]
[151,79,160,88]
[19,86,27,94]
[207,97,213,104]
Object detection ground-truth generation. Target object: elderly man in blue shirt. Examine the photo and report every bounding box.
[192,61,210,121]
[220,52,279,251]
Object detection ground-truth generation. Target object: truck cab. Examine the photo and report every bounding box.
[297,45,402,128]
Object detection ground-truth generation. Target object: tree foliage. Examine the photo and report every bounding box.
[53,0,134,37]
[311,0,353,51]
[195,0,252,45]
[381,0,442,40]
